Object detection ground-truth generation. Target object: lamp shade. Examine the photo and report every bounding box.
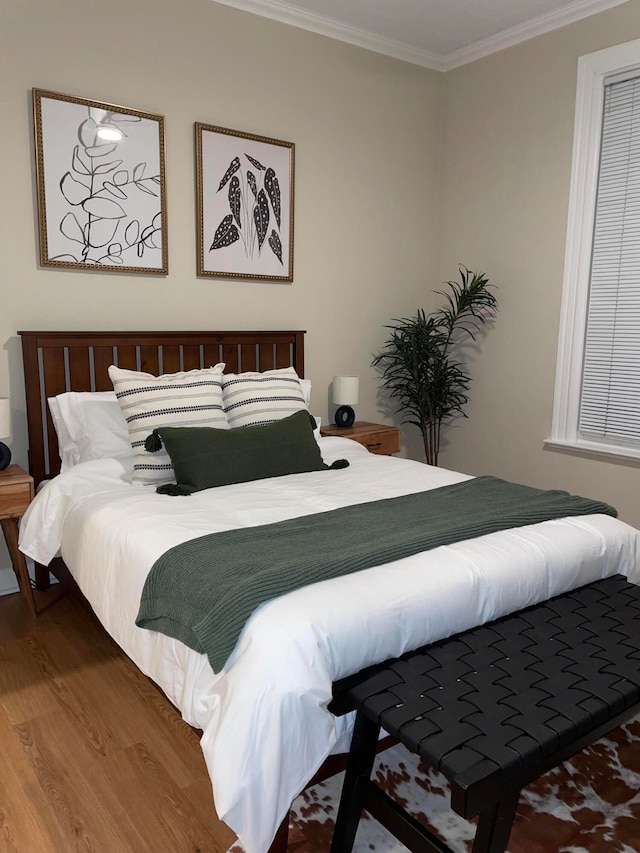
[333,376,359,406]
[0,398,10,440]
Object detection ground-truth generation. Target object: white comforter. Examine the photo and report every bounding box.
[19,438,640,852]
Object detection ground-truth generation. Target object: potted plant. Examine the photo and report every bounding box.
[372,266,497,466]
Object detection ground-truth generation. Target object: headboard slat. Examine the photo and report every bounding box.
[162,346,181,374]
[203,344,221,369]
[68,348,92,391]
[19,330,306,487]
[259,343,275,371]
[240,344,257,372]
[116,346,137,371]
[222,344,239,373]
[182,345,201,371]
[275,343,291,369]
[93,347,114,390]
[42,348,66,398]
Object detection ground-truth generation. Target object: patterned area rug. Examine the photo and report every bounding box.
[229,714,640,852]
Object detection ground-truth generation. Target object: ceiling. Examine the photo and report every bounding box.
[212,0,630,70]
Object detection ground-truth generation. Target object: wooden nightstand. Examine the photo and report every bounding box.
[0,464,36,616]
[320,421,400,455]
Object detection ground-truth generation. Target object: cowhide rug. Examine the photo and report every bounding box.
[229,714,640,852]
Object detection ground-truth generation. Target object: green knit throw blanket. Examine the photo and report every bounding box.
[136,476,616,672]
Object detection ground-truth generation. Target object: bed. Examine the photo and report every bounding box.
[16,329,640,853]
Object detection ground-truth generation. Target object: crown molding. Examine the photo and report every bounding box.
[211,0,631,72]
[211,0,445,70]
[443,0,631,70]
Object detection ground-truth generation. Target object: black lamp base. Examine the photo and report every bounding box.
[0,442,10,472]
[334,406,355,429]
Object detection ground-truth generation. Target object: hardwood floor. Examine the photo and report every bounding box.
[0,589,236,852]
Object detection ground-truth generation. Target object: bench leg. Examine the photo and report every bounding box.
[330,711,381,853]
[472,789,520,853]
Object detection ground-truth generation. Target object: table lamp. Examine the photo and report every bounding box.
[0,397,11,471]
[333,376,359,428]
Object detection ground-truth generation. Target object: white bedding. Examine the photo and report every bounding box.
[19,437,640,852]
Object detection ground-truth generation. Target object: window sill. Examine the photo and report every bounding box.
[544,438,640,468]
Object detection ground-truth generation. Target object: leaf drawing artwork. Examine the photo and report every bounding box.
[268,230,282,264]
[217,156,240,191]
[264,168,281,229]
[253,189,269,250]
[212,154,279,261]
[228,176,241,228]
[196,123,294,281]
[210,214,240,250]
[33,90,167,273]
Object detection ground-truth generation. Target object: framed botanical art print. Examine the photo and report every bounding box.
[32,89,168,274]
[195,122,294,282]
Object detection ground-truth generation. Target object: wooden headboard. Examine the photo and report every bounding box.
[19,329,306,487]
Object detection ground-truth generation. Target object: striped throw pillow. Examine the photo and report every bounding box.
[109,363,228,486]
[222,367,308,429]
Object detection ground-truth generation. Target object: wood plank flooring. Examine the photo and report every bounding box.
[0,590,236,852]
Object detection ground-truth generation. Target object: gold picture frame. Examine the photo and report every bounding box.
[33,88,168,274]
[195,122,294,282]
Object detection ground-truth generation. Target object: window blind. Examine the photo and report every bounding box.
[579,73,640,445]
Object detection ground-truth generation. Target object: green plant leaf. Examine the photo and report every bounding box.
[372,267,497,466]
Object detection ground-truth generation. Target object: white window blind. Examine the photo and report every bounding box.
[578,73,640,446]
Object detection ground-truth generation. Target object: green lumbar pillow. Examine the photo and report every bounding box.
[145,409,348,495]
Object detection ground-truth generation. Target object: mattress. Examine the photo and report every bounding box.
[18,436,640,852]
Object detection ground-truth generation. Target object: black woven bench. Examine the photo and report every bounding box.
[329,574,640,853]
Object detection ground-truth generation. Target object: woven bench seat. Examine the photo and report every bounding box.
[329,574,640,853]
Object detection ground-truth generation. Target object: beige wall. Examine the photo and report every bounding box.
[0,0,441,582]
[437,1,640,528]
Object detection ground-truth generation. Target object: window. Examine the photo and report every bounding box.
[548,38,640,463]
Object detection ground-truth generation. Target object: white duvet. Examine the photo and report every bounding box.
[19,438,640,852]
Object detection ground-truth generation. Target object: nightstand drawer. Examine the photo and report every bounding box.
[356,429,400,455]
[0,479,33,519]
[320,421,401,455]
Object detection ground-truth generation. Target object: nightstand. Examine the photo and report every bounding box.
[320,421,400,455]
[0,464,36,616]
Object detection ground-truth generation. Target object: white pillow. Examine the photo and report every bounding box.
[222,367,308,429]
[48,396,80,471]
[109,363,228,487]
[299,378,311,407]
[48,391,130,471]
